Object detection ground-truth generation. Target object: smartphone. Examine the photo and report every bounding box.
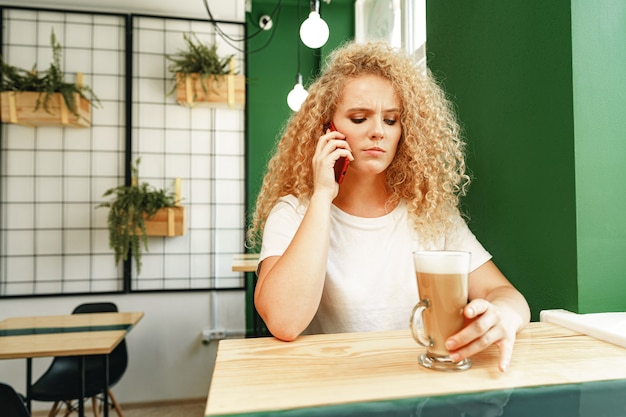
[328,122,350,184]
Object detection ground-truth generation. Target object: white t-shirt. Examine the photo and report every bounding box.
[259,195,491,335]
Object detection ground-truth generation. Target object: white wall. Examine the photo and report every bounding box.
[0,0,248,411]
[0,292,245,410]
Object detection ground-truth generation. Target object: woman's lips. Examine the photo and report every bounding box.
[364,147,385,156]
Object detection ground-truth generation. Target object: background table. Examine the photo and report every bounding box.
[232,253,268,337]
[205,322,626,416]
[231,253,259,272]
[0,311,143,417]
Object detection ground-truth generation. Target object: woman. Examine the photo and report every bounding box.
[247,41,529,372]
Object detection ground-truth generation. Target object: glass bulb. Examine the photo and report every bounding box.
[299,11,329,49]
[287,82,308,111]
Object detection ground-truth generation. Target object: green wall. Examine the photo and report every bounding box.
[572,0,626,313]
[427,0,626,319]
[426,1,578,320]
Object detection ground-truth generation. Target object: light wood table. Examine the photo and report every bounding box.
[205,322,626,416]
[231,253,259,273]
[0,311,143,417]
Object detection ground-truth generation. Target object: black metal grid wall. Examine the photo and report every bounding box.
[130,15,246,291]
[0,6,246,296]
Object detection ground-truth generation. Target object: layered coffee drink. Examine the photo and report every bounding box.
[415,270,468,356]
[410,250,471,371]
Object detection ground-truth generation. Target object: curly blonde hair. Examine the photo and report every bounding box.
[246,40,470,248]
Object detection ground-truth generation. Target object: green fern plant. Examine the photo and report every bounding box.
[0,29,100,118]
[98,158,177,274]
[166,32,235,97]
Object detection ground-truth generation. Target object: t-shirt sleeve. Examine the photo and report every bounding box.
[445,215,492,272]
[258,196,304,264]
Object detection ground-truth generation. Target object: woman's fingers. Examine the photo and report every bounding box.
[446,299,516,372]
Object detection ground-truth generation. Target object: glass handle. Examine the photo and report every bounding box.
[410,299,434,347]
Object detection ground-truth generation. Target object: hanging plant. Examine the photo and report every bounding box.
[0,29,100,127]
[166,32,245,108]
[97,158,184,274]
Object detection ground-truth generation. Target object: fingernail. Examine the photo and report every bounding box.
[466,307,475,317]
[450,353,460,362]
[446,340,456,350]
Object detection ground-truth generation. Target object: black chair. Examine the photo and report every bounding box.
[0,382,30,417]
[31,302,127,417]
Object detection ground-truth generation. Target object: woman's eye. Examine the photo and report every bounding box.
[349,118,397,125]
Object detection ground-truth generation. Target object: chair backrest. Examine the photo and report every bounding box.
[73,302,129,386]
[0,383,30,417]
[73,302,118,314]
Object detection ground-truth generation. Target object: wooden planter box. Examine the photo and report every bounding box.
[175,72,245,109]
[0,91,91,127]
[143,206,186,237]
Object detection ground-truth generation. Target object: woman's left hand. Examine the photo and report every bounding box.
[445,298,523,372]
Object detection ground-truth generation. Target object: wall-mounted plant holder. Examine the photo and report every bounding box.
[175,73,245,109]
[175,58,245,109]
[0,90,91,128]
[143,206,186,236]
[143,178,186,237]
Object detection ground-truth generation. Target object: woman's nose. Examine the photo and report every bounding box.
[370,120,384,140]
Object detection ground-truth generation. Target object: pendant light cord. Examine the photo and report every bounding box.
[296,0,302,78]
[202,0,283,54]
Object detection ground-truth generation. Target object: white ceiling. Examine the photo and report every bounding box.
[11,0,245,21]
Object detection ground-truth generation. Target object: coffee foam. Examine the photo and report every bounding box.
[413,251,470,274]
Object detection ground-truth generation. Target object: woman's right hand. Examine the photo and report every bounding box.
[311,128,352,196]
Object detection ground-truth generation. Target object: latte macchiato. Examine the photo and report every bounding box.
[415,271,467,356]
[410,250,471,371]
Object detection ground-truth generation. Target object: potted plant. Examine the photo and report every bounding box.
[0,30,100,127]
[98,158,186,274]
[167,32,245,109]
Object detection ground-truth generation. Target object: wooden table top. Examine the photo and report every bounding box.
[0,311,143,359]
[205,322,626,416]
[231,253,259,273]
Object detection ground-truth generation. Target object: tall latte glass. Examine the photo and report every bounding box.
[410,250,471,371]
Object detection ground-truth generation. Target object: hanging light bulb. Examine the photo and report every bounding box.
[287,73,308,111]
[300,0,329,49]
